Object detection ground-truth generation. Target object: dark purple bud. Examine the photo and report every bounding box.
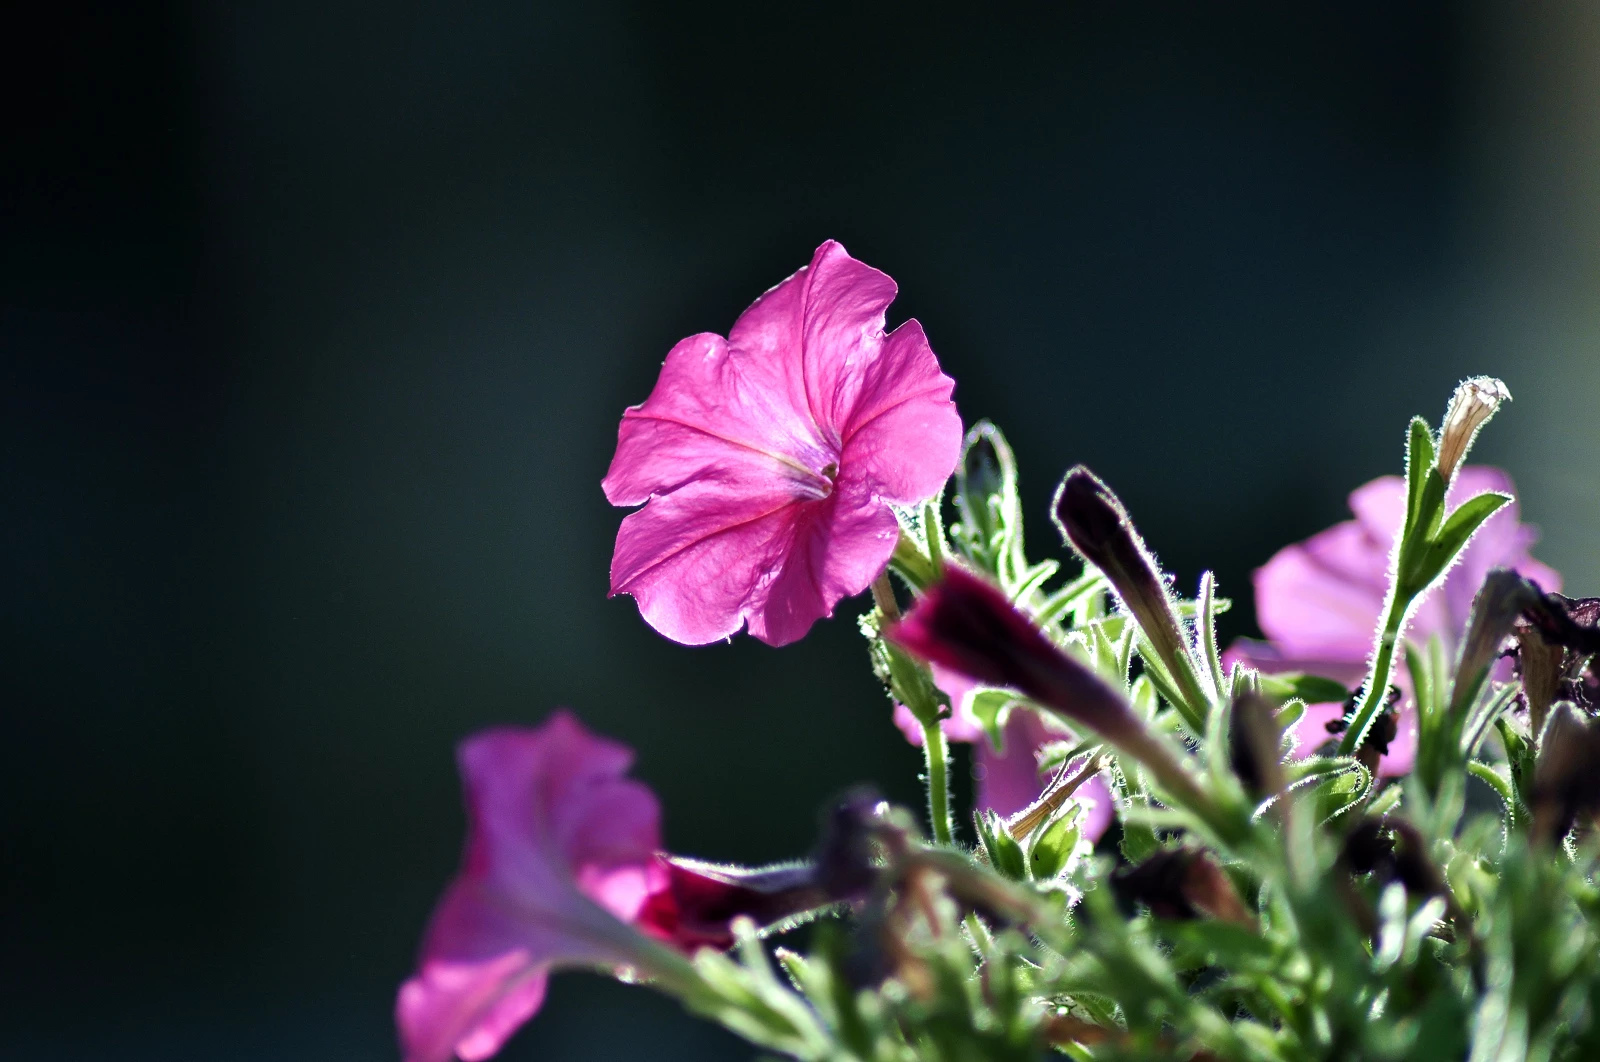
[812,788,887,902]
[1338,819,1444,899]
[887,566,1142,743]
[1228,691,1283,799]
[1052,467,1209,713]
[1112,849,1253,927]
[887,567,1212,814]
[1453,570,1544,708]
[636,857,830,951]
[1532,702,1600,845]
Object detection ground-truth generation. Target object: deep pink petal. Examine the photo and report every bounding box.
[602,331,834,508]
[398,947,549,1062]
[1253,532,1387,664]
[1347,475,1408,542]
[746,473,900,646]
[605,241,961,648]
[837,319,962,504]
[609,476,808,645]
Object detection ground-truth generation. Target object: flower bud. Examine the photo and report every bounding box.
[1452,570,1542,713]
[1111,849,1254,927]
[1052,466,1209,715]
[640,857,831,950]
[1339,818,1445,899]
[1228,691,1284,799]
[886,567,1210,814]
[1532,701,1600,845]
[1514,592,1600,734]
[1435,376,1510,482]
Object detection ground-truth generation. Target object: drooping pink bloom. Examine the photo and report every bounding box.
[397,713,827,1062]
[1227,467,1561,775]
[603,241,963,646]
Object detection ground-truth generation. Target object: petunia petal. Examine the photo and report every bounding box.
[747,471,901,646]
[837,319,963,505]
[609,473,809,645]
[602,331,834,509]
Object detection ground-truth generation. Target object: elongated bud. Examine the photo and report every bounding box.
[639,857,831,950]
[1450,569,1542,714]
[1052,467,1209,715]
[1228,691,1284,799]
[886,567,1211,814]
[1435,377,1510,481]
[1532,701,1600,845]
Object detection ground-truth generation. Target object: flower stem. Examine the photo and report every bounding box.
[1339,592,1410,757]
[921,717,955,846]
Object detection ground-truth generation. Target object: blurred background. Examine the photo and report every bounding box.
[6,2,1599,1058]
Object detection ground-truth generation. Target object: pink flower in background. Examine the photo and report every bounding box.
[397,713,825,1062]
[1227,467,1560,774]
[603,240,963,646]
[892,673,1114,843]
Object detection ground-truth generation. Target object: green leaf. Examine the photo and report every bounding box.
[969,690,1015,751]
[1028,807,1082,879]
[1257,672,1351,707]
[974,809,1029,881]
[1405,416,1436,530]
[1407,491,1511,593]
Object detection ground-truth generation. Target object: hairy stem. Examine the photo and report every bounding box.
[921,717,955,846]
[1339,594,1410,757]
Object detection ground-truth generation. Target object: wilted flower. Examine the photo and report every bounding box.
[398,713,828,1062]
[603,240,962,646]
[1227,467,1559,774]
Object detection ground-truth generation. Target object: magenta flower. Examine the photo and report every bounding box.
[397,713,826,1062]
[1227,467,1560,774]
[603,241,963,646]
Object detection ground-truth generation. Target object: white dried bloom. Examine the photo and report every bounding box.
[1436,376,1511,481]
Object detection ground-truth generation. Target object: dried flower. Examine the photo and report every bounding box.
[1436,377,1510,482]
[603,240,961,646]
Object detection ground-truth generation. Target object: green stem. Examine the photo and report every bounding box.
[921,717,955,846]
[1338,595,1409,756]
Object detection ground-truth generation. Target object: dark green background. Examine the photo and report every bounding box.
[6,2,1599,1059]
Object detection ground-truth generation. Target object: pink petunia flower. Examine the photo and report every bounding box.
[397,713,826,1062]
[603,241,963,646]
[1226,467,1561,775]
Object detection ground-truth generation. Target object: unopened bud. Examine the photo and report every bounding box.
[1111,849,1254,927]
[1532,701,1600,845]
[887,566,1211,815]
[1338,818,1446,899]
[1435,377,1510,481]
[1228,691,1284,799]
[1051,466,1209,713]
[1451,569,1543,714]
